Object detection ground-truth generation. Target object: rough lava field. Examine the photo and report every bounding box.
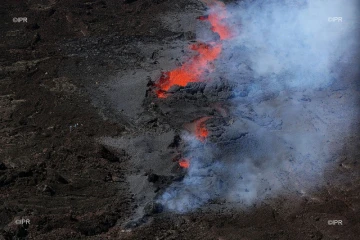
[1,0,360,239]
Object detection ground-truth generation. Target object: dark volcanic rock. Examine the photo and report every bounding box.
[55,173,69,184]
[168,134,181,148]
[124,0,139,4]
[0,162,7,170]
[144,201,163,216]
[98,145,119,162]
[39,184,55,196]
[147,173,160,183]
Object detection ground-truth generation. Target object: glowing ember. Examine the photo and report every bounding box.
[196,124,208,141]
[155,0,232,98]
[196,15,208,21]
[179,159,190,168]
[195,117,210,142]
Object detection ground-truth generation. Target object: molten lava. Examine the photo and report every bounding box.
[179,159,190,168]
[196,124,209,141]
[155,0,232,98]
[195,117,210,142]
[155,42,222,98]
[205,0,233,40]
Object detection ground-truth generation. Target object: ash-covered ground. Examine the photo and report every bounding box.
[1,0,360,239]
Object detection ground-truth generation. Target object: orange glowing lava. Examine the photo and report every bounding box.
[156,42,222,98]
[195,117,211,142]
[155,0,232,98]
[196,124,208,141]
[205,0,233,40]
[179,159,190,168]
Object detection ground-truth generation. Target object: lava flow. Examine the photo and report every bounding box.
[201,0,233,40]
[155,0,232,98]
[179,159,190,168]
[156,42,222,98]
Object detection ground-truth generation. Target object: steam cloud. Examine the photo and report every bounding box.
[158,0,360,212]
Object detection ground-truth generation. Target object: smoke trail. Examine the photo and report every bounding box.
[158,0,360,212]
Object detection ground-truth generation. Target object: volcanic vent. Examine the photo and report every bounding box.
[99,0,359,229]
[2,0,359,238]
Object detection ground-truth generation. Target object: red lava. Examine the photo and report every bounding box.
[155,0,232,98]
[155,42,222,98]
[184,117,211,142]
[179,159,190,168]
[195,117,210,142]
[204,0,233,40]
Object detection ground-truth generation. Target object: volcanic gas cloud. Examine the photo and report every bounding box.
[158,0,359,213]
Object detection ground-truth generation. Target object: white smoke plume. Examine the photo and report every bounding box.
[222,0,359,90]
[158,0,360,213]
